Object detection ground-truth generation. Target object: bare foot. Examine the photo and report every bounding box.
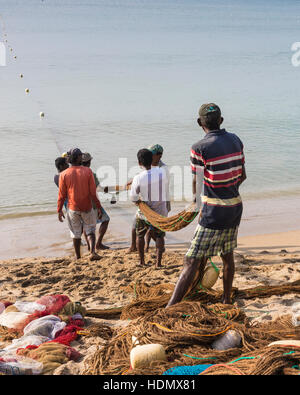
[90,252,101,261]
[96,244,110,250]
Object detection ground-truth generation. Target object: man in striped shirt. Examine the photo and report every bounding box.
[167,103,246,306]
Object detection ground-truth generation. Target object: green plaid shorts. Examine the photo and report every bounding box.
[186,225,239,259]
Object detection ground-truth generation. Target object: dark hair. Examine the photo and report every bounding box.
[69,152,82,165]
[82,159,91,167]
[55,157,67,170]
[199,112,221,130]
[137,149,153,167]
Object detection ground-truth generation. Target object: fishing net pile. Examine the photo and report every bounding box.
[0,295,86,375]
[83,280,300,376]
[138,202,199,232]
[85,279,300,321]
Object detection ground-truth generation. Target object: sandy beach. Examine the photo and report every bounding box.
[0,227,299,375]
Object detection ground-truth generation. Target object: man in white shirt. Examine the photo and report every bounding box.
[145,144,171,251]
[130,148,168,268]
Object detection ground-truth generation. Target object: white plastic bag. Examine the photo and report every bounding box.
[0,334,50,354]
[0,311,29,329]
[14,301,46,314]
[23,315,66,338]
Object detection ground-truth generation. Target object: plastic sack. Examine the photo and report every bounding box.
[211,330,241,350]
[0,312,29,329]
[0,334,50,354]
[23,315,66,339]
[35,295,70,314]
[0,355,43,375]
[14,301,46,314]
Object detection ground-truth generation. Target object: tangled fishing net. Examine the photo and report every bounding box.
[83,280,300,376]
[138,202,199,232]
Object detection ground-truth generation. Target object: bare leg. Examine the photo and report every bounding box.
[73,238,81,259]
[87,233,101,260]
[127,228,137,253]
[166,256,207,307]
[152,233,164,268]
[96,221,110,250]
[137,231,147,266]
[145,229,151,252]
[220,251,235,304]
[83,231,90,251]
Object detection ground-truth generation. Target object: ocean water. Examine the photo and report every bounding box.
[1,0,300,219]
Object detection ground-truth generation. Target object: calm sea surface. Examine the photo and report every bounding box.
[0,0,300,218]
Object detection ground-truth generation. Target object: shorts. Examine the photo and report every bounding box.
[66,209,97,239]
[135,217,165,238]
[186,225,239,259]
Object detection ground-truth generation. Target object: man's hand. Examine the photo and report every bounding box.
[58,210,65,222]
[97,208,103,220]
[134,199,141,207]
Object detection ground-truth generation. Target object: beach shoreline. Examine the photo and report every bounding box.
[0,193,300,261]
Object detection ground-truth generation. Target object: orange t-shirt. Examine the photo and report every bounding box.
[57,166,101,212]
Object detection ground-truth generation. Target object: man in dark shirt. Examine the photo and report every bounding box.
[167,103,246,307]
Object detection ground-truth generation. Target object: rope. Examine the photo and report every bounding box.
[199,363,245,376]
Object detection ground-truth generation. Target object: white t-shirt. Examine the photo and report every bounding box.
[130,167,168,218]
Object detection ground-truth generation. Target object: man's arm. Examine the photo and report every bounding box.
[57,174,67,222]
[130,176,140,206]
[190,146,205,210]
[192,169,204,211]
[239,165,247,186]
[89,171,102,210]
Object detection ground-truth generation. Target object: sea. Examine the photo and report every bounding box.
[0,0,300,258]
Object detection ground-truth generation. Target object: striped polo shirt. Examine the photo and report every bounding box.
[190,128,245,229]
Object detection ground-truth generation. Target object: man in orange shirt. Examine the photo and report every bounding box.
[57,148,102,261]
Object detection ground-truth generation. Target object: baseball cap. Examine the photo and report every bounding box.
[148,144,163,155]
[82,152,93,163]
[198,103,221,118]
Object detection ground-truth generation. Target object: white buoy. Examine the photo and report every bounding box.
[130,344,166,369]
[25,88,29,94]
[13,55,17,59]
[39,112,45,118]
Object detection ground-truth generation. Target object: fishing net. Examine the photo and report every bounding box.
[199,345,300,375]
[83,280,300,376]
[85,279,300,322]
[138,202,199,232]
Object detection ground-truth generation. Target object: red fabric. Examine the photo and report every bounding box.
[14,295,71,334]
[66,346,81,361]
[48,324,81,346]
